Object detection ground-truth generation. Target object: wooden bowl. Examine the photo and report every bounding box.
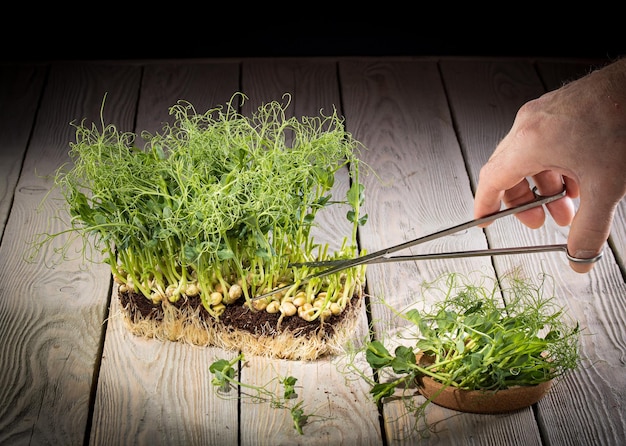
[417,375,553,414]
[415,354,553,414]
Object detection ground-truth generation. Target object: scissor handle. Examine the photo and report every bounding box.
[566,248,604,264]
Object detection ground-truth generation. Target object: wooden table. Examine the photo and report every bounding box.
[1,56,625,445]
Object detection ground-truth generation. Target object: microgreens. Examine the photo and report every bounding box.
[32,93,369,321]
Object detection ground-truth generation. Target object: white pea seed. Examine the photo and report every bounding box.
[210,292,223,306]
[165,284,177,298]
[186,283,200,297]
[298,310,315,322]
[151,290,165,303]
[298,303,315,321]
[330,302,342,315]
[118,284,128,294]
[280,301,297,317]
[252,298,268,311]
[228,284,243,302]
[293,295,307,307]
[266,301,281,314]
[212,303,226,316]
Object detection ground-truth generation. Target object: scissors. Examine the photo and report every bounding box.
[251,187,603,301]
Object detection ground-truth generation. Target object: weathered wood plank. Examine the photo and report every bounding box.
[0,64,46,239]
[92,293,239,445]
[237,59,381,444]
[338,59,543,445]
[0,62,140,445]
[89,61,242,446]
[441,58,626,446]
[134,60,243,135]
[339,59,494,312]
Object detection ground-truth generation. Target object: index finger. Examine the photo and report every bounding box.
[474,149,537,223]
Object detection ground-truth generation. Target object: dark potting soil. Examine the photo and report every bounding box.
[119,291,358,338]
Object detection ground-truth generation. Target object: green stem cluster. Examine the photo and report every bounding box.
[38,93,368,318]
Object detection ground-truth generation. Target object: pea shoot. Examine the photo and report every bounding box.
[34,93,368,322]
[209,353,314,435]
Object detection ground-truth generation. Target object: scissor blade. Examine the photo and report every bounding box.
[289,189,566,270]
[251,189,566,301]
[289,245,570,267]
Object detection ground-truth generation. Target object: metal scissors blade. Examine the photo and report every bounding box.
[251,188,599,301]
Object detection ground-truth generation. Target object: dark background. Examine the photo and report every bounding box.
[4,18,624,62]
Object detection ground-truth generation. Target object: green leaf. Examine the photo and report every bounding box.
[370,382,397,404]
[390,345,417,374]
[290,401,308,435]
[346,182,365,207]
[405,309,422,326]
[346,210,357,223]
[152,144,166,160]
[282,376,298,399]
[254,248,272,260]
[162,205,172,219]
[455,337,466,354]
[217,248,235,260]
[209,358,236,390]
[365,340,393,368]
[313,167,334,189]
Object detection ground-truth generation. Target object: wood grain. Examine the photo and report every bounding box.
[0,62,141,445]
[0,65,46,239]
[135,61,241,136]
[91,293,238,445]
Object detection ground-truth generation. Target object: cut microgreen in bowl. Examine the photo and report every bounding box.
[32,93,370,359]
[358,270,581,428]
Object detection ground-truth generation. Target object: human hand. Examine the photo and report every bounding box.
[474,58,626,273]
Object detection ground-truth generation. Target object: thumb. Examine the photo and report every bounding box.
[567,193,615,273]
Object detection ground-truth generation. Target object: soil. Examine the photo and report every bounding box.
[119,291,356,338]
